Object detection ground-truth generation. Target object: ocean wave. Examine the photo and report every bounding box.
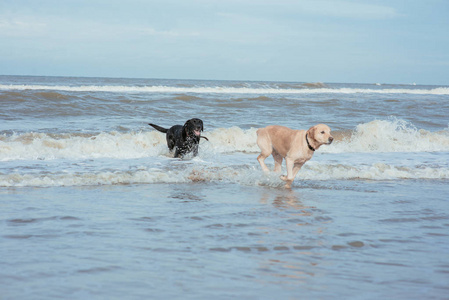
[1,84,448,95]
[1,161,448,187]
[1,120,449,162]
[0,128,258,161]
[299,162,449,181]
[325,119,449,153]
[0,131,168,161]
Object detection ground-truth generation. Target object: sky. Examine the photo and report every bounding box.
[1,0,448,84]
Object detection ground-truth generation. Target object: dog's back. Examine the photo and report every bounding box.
[257,125,300,156]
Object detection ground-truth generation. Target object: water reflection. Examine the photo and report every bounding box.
[169,184,205,202]
[260,189,316,214]
[257,189,327,283]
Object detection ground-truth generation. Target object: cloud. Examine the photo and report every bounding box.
[136,27,200,38]
[0,18,47,37]
[0,14,198,42]
[294,0,399,19]
[212,0,398,20]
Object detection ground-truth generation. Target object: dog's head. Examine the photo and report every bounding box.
[307,124,333,149]
[183,118,204,139]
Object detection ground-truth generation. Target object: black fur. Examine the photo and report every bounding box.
[149,118,207,158]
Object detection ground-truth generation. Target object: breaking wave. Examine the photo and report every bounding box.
[1,119,448,162]
[1,160,448,187]
[326,119,449,153]
[1,119,448,187]
[1,84,448,95]
[0,128,259,161]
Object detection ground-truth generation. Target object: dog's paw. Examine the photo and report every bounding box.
[280,175,292,188]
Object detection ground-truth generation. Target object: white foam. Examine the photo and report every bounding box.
[1,84,448,95]
[0,128,258,161]
[0,169,186,187]
[0,131,168,161]
[1,159,448,187]
[1,121,448,162]
[325,119,449,153]
[298,162,449,180]
[205,127,259,153]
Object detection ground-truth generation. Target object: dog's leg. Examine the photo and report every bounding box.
[257,153,271,173]
[272,151,283,173]
[192,143,199,157]
[256,131,272,173]
[284,181,293,189]
[291,162,305,179]
[174,148,181,158]
[280,158,295,188]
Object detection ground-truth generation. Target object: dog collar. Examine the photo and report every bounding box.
[305,134,315,151]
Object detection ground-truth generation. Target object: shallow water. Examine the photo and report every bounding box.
[1,76,449,299]
[2,181,449,299]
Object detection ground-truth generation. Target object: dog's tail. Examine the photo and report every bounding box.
[148,123,168,133]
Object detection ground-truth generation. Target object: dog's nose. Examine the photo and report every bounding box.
[328,136,334,143]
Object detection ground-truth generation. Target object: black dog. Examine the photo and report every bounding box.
[149,118,208,158]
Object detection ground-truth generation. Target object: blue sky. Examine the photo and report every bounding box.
[1,0,448,84]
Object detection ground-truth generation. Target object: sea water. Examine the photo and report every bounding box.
[1,76,449,299]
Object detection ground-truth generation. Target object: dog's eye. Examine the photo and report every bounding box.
[321,131,325,134]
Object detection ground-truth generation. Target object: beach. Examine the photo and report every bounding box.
[1,75,449,299]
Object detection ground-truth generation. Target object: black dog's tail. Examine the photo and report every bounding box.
[148,123,168,133]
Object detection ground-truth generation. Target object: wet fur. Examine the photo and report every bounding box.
[256,124,333,188]
[149,118,207,158]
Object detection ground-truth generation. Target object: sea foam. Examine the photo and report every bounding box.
[326,119,449,153]
[1,84,448,95]
[1,120,448,162]
[1,159,448,187]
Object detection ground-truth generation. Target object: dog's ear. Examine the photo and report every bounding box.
[200,119,204,131]
[307,125,317,141]
[182,123,188,139]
